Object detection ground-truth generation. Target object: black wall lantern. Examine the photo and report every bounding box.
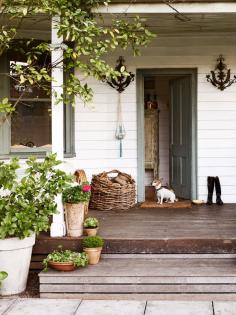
[206,55,236,91]
[104,57,135,157]
[105,56,135,93]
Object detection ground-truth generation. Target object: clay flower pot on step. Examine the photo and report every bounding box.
[42,249,88,272]
[84,227,98,236]
[48,261,77,272]
[82,236,104,265]
[83,247,102,265]
[63,184,91,237]
[64,202,85,237]
[83,217,99,236]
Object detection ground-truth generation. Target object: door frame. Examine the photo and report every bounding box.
[136,68,198,202]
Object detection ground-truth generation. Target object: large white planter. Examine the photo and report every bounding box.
[0,233,35,296]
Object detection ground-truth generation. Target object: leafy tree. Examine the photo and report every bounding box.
[0,0,154,117]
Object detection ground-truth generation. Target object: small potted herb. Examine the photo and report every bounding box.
[42,247,88,272]
[83,217,99,236]
[82,236,104,265]
[63,184,91,237]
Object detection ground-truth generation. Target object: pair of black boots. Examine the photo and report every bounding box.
[206,176,223,205]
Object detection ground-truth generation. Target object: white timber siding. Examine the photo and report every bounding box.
[70,71,138,182]
[67,34,236,203]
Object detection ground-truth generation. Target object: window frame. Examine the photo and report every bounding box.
[0,53,75,159]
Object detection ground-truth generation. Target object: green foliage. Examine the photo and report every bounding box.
[0,271,8,286]
[0,0,155,113]
[82,235,104,248]
[0,154,72,239]
[62,184,91,204]
[42,247,88,271]
[83,217,99,228]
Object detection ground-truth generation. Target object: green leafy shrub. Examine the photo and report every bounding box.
[62,184,91,204]
[0,271,8,286]
[83,217,99,229]
[42,247,88,271]
[0,154,72,239]
[82,236,104,248]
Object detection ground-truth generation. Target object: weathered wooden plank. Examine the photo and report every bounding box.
[39,276,236,284]
[39,293,236,301]
[145,301,213,315]
[39,257,236,278]
[40,283,236,293]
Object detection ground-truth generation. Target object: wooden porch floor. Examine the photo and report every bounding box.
[32,204,236,269]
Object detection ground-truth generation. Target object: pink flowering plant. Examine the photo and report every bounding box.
[62,183,91,204]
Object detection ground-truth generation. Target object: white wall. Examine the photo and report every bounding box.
[68,35,236,203]
[68,73,138,183]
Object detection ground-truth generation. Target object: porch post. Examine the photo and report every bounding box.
[50,16,66,237]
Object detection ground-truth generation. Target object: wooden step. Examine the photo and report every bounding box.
[39,254,236,299]
[32,233,236,270]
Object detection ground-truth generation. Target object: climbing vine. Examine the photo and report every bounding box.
[0,0,155,115]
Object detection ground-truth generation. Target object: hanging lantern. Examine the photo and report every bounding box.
[104,57,135,158]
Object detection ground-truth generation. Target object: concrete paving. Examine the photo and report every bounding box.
[0,299,236,315]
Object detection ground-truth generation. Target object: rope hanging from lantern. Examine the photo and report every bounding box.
[104,56,135,158]
[115,93,126,157]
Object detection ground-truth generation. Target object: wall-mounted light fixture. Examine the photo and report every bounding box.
[206,55,236,91]
[105,56,135,93]
[104,57,135,157]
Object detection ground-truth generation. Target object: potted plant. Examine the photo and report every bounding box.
[0,154,71,295]
[42,247,88,272]
[82,236,104,265]
[83,217,99,236]
[63,184,91,237]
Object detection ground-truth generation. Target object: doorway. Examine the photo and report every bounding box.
[136,69,197,202]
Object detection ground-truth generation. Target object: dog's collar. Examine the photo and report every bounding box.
[155,186,163,191]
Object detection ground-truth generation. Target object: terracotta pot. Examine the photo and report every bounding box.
[48,261,77,272]
[84,227,98,236]
[64,203,85,237]
[83,247,102,265]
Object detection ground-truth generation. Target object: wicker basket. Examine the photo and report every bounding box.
[90,170,136,211]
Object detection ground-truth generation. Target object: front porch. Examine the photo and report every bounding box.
[32,204,236,270]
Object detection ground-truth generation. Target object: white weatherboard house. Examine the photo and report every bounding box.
[1,1,236,236]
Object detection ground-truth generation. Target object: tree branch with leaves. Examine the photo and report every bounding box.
[0,0,154,117]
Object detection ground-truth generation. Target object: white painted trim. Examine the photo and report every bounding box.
[50,16,66,237]
[97,3,236,14]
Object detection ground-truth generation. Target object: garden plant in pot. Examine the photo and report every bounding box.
[82,236,104,265]
[42,247,88,272]
[63,184,91,237]
[83,217,99,236]
[0,154,71,295]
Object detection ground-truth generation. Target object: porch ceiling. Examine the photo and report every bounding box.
[102,13,236,36]
[1,11,236,40]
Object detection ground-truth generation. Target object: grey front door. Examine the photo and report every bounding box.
[170,76,192,199]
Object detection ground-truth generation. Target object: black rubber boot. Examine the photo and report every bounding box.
[206,176,215,205]
[215,176,223,205]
